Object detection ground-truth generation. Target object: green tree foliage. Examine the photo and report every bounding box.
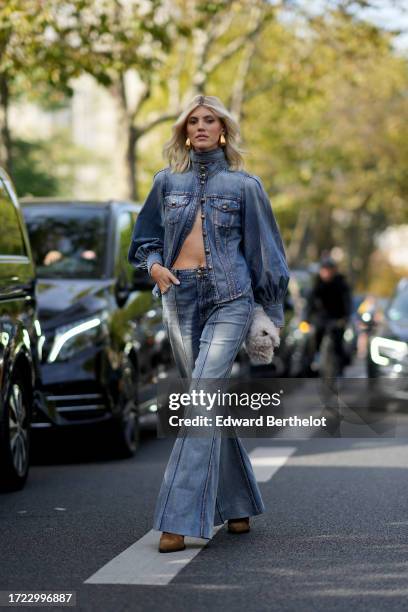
[42,0,186,199]
[11,131,93,197]
[11,139,59,196]
[0,0,86,176]
[2,1,407,292]
[242,9,408,286]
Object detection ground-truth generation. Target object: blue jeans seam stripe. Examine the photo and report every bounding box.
[156,291,191,531]
[215,496,224,522]
[200,434,216,536]
[232,437,261,512]
[194,303,220,381]
[174,286,197,436]
[193,307,220,536]
[174,282,192,379]
[157,436,187,532]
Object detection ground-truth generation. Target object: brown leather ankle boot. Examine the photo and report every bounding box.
[227,517,250,534]
[158,532,186,553]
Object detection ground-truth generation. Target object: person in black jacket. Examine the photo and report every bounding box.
[305,257,352,373]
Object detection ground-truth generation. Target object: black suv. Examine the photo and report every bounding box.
[21,199,172,457]
[0,169,41,491]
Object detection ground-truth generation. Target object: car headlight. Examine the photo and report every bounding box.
[370,336,408,367]
[47,313,107,363]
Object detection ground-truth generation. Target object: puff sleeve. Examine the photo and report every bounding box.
[242,175,290,327]
[127,169,166,275]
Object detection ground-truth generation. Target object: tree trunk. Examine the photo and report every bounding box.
[287,206,312,267]
[0,73,12,175]
[127,126,137,201]
[315,206,334,257]
[110,77,132,200]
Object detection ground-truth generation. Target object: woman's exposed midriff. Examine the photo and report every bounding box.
[171,207,207,269]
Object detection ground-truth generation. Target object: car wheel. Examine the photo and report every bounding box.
[109,360,140,458]
[110,400,140,459]
[0,374,31,491]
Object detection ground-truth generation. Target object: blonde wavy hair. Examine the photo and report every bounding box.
[163,94,246,173]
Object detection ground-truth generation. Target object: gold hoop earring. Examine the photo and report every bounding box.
[219,133,226,147]
[185,137,191,150]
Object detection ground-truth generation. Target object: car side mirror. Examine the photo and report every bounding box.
[132,268,155,290]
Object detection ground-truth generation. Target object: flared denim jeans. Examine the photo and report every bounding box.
[152,267,266,539]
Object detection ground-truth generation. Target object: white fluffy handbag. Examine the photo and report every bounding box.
[243,304,281,365]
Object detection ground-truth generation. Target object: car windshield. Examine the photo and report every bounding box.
[387,289,408,322]
[22,205,108,279]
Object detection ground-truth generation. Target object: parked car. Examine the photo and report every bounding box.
[367,278,408,412]
[0,169,41,491]
[21,199,173,457]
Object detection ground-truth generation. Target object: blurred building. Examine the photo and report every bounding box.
[8,74,146,200]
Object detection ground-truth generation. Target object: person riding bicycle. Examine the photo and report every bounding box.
[305,257,352,375]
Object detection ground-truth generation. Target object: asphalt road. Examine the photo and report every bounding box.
[1,361,408,612]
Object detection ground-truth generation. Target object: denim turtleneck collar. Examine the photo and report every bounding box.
[189,146,228,173]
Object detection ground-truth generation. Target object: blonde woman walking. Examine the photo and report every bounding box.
[128,94,290,552]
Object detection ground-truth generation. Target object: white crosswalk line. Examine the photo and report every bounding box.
[84,526,224,585]
[250,446,296,482]
[83,445,296,586]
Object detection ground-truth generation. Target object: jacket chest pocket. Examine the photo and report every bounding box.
[209,198,241,228]
[164,194,190,224]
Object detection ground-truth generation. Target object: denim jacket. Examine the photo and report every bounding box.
[127,146,290,327]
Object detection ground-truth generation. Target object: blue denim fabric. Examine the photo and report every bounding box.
[152,268,265,539]
[127,146,290,327]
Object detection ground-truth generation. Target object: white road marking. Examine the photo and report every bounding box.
[250,446,296,482]
[84,526,224,586]
[83,446,296,586]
